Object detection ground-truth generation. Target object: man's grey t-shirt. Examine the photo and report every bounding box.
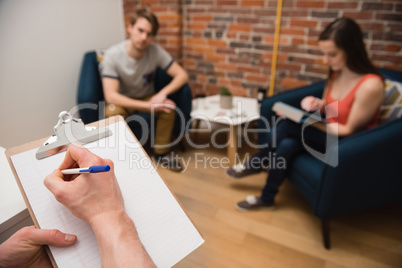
[101,41,173,99]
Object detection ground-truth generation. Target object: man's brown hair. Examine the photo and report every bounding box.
[130,8,159,36]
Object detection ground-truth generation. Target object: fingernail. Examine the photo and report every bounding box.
[65,234,75,242]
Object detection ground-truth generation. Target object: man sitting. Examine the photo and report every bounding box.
[101,8,188,172]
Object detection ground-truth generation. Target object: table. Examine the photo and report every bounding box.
[190,95,260,166]
[0,146,31,243]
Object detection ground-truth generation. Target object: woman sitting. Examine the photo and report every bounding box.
[227,17,385,211]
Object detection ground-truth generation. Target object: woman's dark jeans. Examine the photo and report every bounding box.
[247,119,332,202]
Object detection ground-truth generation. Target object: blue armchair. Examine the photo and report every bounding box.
[76,51,192,145]
[258,68,402,249]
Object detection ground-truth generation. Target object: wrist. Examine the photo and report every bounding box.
[157,89,169,98]
[89,210,137,238]
[89,210,152,267]
[135,100,150,111]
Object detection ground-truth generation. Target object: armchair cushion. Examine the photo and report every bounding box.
[380,79,402,123]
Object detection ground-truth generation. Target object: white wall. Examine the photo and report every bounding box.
[0,0,125,148]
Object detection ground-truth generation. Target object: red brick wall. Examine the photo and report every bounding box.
[124,0,402,96]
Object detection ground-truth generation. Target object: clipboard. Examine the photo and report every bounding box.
[5,114,118,266]
[5,113,204,268]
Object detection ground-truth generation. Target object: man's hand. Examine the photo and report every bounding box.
[0,226,76,268]
[43,144,125,226]
[149,92,167,105]
[44,144,155,267]
[148,93,176,113]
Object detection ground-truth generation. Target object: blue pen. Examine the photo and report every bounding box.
[61,165,110,175]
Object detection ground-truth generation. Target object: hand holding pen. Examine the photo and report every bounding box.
[44,143,124,224]
[43,144,154,267]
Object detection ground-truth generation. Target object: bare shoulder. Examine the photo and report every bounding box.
[356,75,384,99]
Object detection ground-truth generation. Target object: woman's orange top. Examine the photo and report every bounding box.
[324,73,383,129]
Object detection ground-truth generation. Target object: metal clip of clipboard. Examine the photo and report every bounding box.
[36,111,112,160]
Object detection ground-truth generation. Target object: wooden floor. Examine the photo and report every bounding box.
[155,130,402,268]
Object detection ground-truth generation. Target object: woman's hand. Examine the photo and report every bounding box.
[301,96,324,111]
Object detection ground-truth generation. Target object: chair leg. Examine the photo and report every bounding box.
[321,219,331,249]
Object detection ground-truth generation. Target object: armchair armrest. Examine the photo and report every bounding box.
[258,81,325,145]
[314,117,402,219]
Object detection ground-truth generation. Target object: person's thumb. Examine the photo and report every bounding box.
[28,227,77,247]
